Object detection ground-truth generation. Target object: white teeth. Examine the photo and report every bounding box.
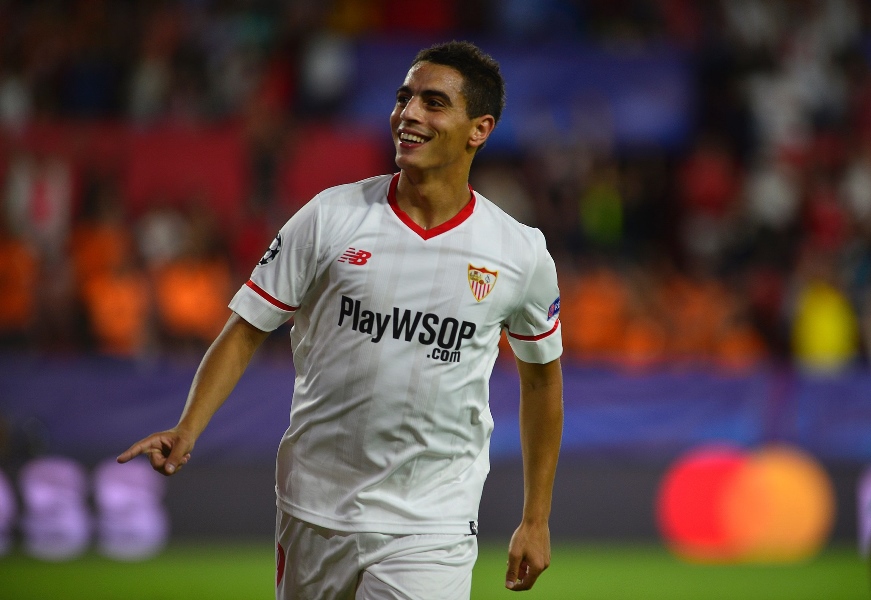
[400,133,426,144]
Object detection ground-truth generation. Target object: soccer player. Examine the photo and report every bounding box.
[118,40,563,599]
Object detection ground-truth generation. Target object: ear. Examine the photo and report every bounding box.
[468,115,496,150]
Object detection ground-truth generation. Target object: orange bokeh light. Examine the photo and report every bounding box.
[656,444,835,563]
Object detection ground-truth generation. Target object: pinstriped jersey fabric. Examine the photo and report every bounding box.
[229,174,561,534]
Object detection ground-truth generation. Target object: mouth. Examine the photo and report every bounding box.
[398,131,429,146]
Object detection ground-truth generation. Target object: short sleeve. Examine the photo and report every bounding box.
[228,199,320,332]
[505,231,563,364]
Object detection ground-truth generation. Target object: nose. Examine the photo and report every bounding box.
[400,96,423,122]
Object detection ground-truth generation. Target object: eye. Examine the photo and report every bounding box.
[396,93,410,105]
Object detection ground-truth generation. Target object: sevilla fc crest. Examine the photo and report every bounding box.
[468,265,498,302]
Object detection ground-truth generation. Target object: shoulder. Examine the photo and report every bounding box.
[286,174,393,253]
[313,174,394,209]
[277,174,392,245]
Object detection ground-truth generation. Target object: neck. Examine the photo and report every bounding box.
[395,170,472,230]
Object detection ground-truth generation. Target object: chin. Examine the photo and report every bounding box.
[394,154,417,171]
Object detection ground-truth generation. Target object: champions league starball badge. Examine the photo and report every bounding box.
[258,233,282,266]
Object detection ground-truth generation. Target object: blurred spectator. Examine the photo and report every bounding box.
[678,135,740,217]
[0,218,38,344]
[560,264,629,361]
[657,0,705,49]
[839,140,871,225]
[151,205,233,349]
[3,147,80,350]
[803,173,849,253]
[579,159,623,251]
[0,58,31,133]
[792,278,860,372]
[0,0,868,370]
[676,134,741,268]
[790,247,860,373]
[327,0,382,35]
[746,264,790,357]
[80,261,151,357]
[128,5,182,123]
[60,0,123,119]
[619,151,675,262]
[660,269,730,362]
[297,33,353,117]
[742,153,801,234]
[135,203,190,268]
[242,40,297,214]
[621,265,670,369]
[712,276,769,370]
[69,177,132,287]
[72,178,151,356]
[3,149,75,261]
[128,50,172,123]
[153,257,232,348]
[621,312,669,370]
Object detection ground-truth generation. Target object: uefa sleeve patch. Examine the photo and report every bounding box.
[547,296,560,321]
[258,233,282,266]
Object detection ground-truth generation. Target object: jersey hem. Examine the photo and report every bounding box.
[275,496,478,535]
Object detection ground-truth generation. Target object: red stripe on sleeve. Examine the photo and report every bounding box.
[245,280,297,312]
[508,319,560,342]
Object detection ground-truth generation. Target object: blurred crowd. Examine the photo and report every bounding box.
[2,0,871,373]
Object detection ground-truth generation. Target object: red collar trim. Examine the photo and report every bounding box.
[387,173,475,240]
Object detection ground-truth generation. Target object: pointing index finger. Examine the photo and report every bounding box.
[116,442,147,464]
[116,435,167,464]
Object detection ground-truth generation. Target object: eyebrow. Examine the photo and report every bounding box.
[396,85,454,106]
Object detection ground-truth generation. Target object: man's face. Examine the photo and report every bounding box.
[390,62,482,174]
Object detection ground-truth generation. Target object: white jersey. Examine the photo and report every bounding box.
[229,173,562,534]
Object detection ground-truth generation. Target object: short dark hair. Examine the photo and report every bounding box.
[411,41,506,125]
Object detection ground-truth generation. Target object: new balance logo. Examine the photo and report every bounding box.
[338,248,372,265]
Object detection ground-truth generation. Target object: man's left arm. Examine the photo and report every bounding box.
[505,356,563,591]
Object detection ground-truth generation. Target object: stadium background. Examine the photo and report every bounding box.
[0,0,870,598]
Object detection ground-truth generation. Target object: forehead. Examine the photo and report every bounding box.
[401,62,466,101]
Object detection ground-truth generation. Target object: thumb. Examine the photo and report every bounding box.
[164,439,192,474]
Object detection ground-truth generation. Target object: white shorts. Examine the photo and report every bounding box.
[275,510,477,600]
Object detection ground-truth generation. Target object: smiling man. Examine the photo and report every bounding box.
[118,41,563,600]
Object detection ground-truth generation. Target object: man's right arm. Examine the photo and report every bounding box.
[117,312,270,475]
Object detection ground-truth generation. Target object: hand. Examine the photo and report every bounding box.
[116,429,193,476]
[505,521,551,591]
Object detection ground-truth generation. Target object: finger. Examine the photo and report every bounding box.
[140,447,166,470]
[505,553,523,590]
[512,562,542,591]
[143,449,183,476]
[116,439,160,464]
[116,449,136,464]
[163,442,192,475]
